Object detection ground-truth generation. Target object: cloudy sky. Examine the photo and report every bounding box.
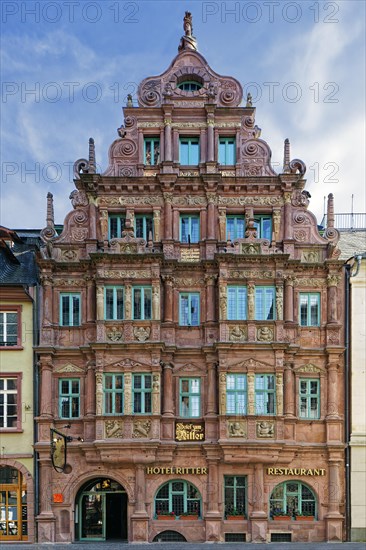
[1,0,365,229]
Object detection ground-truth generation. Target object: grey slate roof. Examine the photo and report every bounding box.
[337,230,366,260]
[0,228,41,286]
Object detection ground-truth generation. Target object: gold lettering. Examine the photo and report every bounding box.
[294,468,300,475]
[267,468,274,475]
[201,468,207,474]
[300,469,306,476]
[306,469,313,476]
[288,469,293,475]
[176,467,182,474]
[146,467,153,474]
[313,469,320,476]
[319,469,326,476]
[196,468,201,474]
[274,468,279,475]
[153,467,160,474]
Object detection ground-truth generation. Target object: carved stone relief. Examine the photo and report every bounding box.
[256,326,274,342]
[105,419,124,438]
[229,325,247,342]
[227,421,246,437]
[256,420,275,438]
[133,326,151,342]
[106,327,123,342]
[133,419,151,438]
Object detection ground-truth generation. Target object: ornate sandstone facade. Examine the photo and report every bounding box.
[35,14,345,543]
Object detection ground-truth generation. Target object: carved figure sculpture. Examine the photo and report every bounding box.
[153,210,161,241]
[133,419,151,438]
[229,326,246,342]
[257,326,273,342]
[247,283,255,319]
[228,421,246,437]
[257,420,274,438]
[178,11,198,52]
[219,285,227,319]
[218,210,226,241]
[276,286,283,320]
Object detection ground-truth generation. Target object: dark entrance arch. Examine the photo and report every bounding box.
[76,478,127,541]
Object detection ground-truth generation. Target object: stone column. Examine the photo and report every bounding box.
[326,361,339,418]
[172,208,179,241]
[152,372,160,415]
[172,129,179,163]
[219,282,227,320]
[125,283,132,320]
[163,276,173,322]
[273,208,281,242]
[200,129,206,164]
[283,192,292,240]
[327,275,340,324]
[124,372,132,414]
[95,371,103,416]
[160,127,165,162]
[247,373,255,415]
[96,286,104,321]
[206,362,217,416]
[284,276,295,323]
[152,283,160,321]
[218,372,227,415]
[276,372,284,416]
[218,209,226,241]
[40,359,53,418]
[86,363,96,416]
[135,465,147,514]
[275,284,284,321]
[163,192,173,240]
[206,193,216,239]
[284,363,295,417]
[41,276,53,325]
[252,464,265,514]
[153,210,161,242]
[86,276,95,323]
[207,459,219,512]
[328,460,341,514]
[162,363,174,416]
[138,129,144,164]
[164,119,172,161]
[207,121,214,162]
[205,275,216,322]
[247,282,255,321]
[39,458,54,514]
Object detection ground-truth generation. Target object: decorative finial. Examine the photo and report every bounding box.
[283,138,290,173]
[88,138,96,174]
[246,92,252,107]
[126,94,133,107]
[46,192,55,230]
[178,11,198,52]
[327,193,335,228]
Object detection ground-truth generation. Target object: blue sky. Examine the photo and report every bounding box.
[1,0,365,228]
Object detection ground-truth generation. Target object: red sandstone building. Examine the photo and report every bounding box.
[35,14,346,543]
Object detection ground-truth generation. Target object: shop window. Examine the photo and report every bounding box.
[144,137,160,165]
[224,476,246,517]
[299,379,320,419]
[255,286,275,320]
[180,215,200,243]
[60,293,81,327]
[0,467,27,541]
[299,293,320,326]
[59,379,80,418]
[0,375,21,430]
[254,215,272,239]
[155,480,201,517]
[179,293,200,326]
[135,214,153,240]
[179,137,199,165]
[255,374,275,415]
[219,137,236,165]
[0,310,20,347]
[226,374,247,415]
[133,287,152,320]
[269,481,316,519]
[226,215,245,239]
[132,374,152,414]
[227,286,247,320]
[105,287,124,320]
[179,378,200,417]
[104,374,123,414]
[108,215,125,239]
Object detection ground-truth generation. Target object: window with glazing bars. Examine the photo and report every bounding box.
[269,481,316,518]
[133,287,152,320]
[104,374,123,414]
[0,312,18,347]
[180,215,199,243]
[224,476,246,516]
[254,215,272,239]
[219,137,236,165]
[179,137,199,165]
[135,215,153,240]
[104,287,124,320]
[59,379,80,418]
[299,293,320,326]
[179,293,200,326]
[299,379,320,419]
[226,215,245,239]
[60,294,80,326]
[226,374,247,415]
[255,374,276,415]
[144,137,160,165]
[133,374,152,413]
[180,378,200,417]
[255,286,275,320]
[0,378,18,428]
[227,287,247,320]
[108,215,126,239]
[155,480,201,517]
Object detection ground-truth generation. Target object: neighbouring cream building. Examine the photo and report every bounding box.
[0,227,39,543]
[34,14,347,543]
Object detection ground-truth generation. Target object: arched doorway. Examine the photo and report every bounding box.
[76,478,127,541]
[0,466,28,541]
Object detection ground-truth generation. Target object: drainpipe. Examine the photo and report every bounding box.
[344,262,351,541]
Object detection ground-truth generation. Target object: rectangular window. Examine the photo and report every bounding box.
[105,286,124,320]
[0,312,18,347]
[104,374,124,414]
[135,214,153,240]
[59,379,80,418]
[179,137,199,165]
[299,379,320,419]
[0,377,19,428]
[227,287,247,320]
[219,137,236,165]
[224,476,246,517]
[180,215,200,243]
[179,293,200,326]
[226,374,247,415]
[226,215,245,239]
[255,287,275,320]
[255,374,276,415]
[180,378,201,417]
[144,137,160,165]
[60,293,81,326]
[133,374,152,414]
[254,215,272,239]
[299,293,320,326]
[133,286,152,320]
[109,214,126,239]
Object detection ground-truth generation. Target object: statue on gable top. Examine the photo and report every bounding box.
[178,11,198,52]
